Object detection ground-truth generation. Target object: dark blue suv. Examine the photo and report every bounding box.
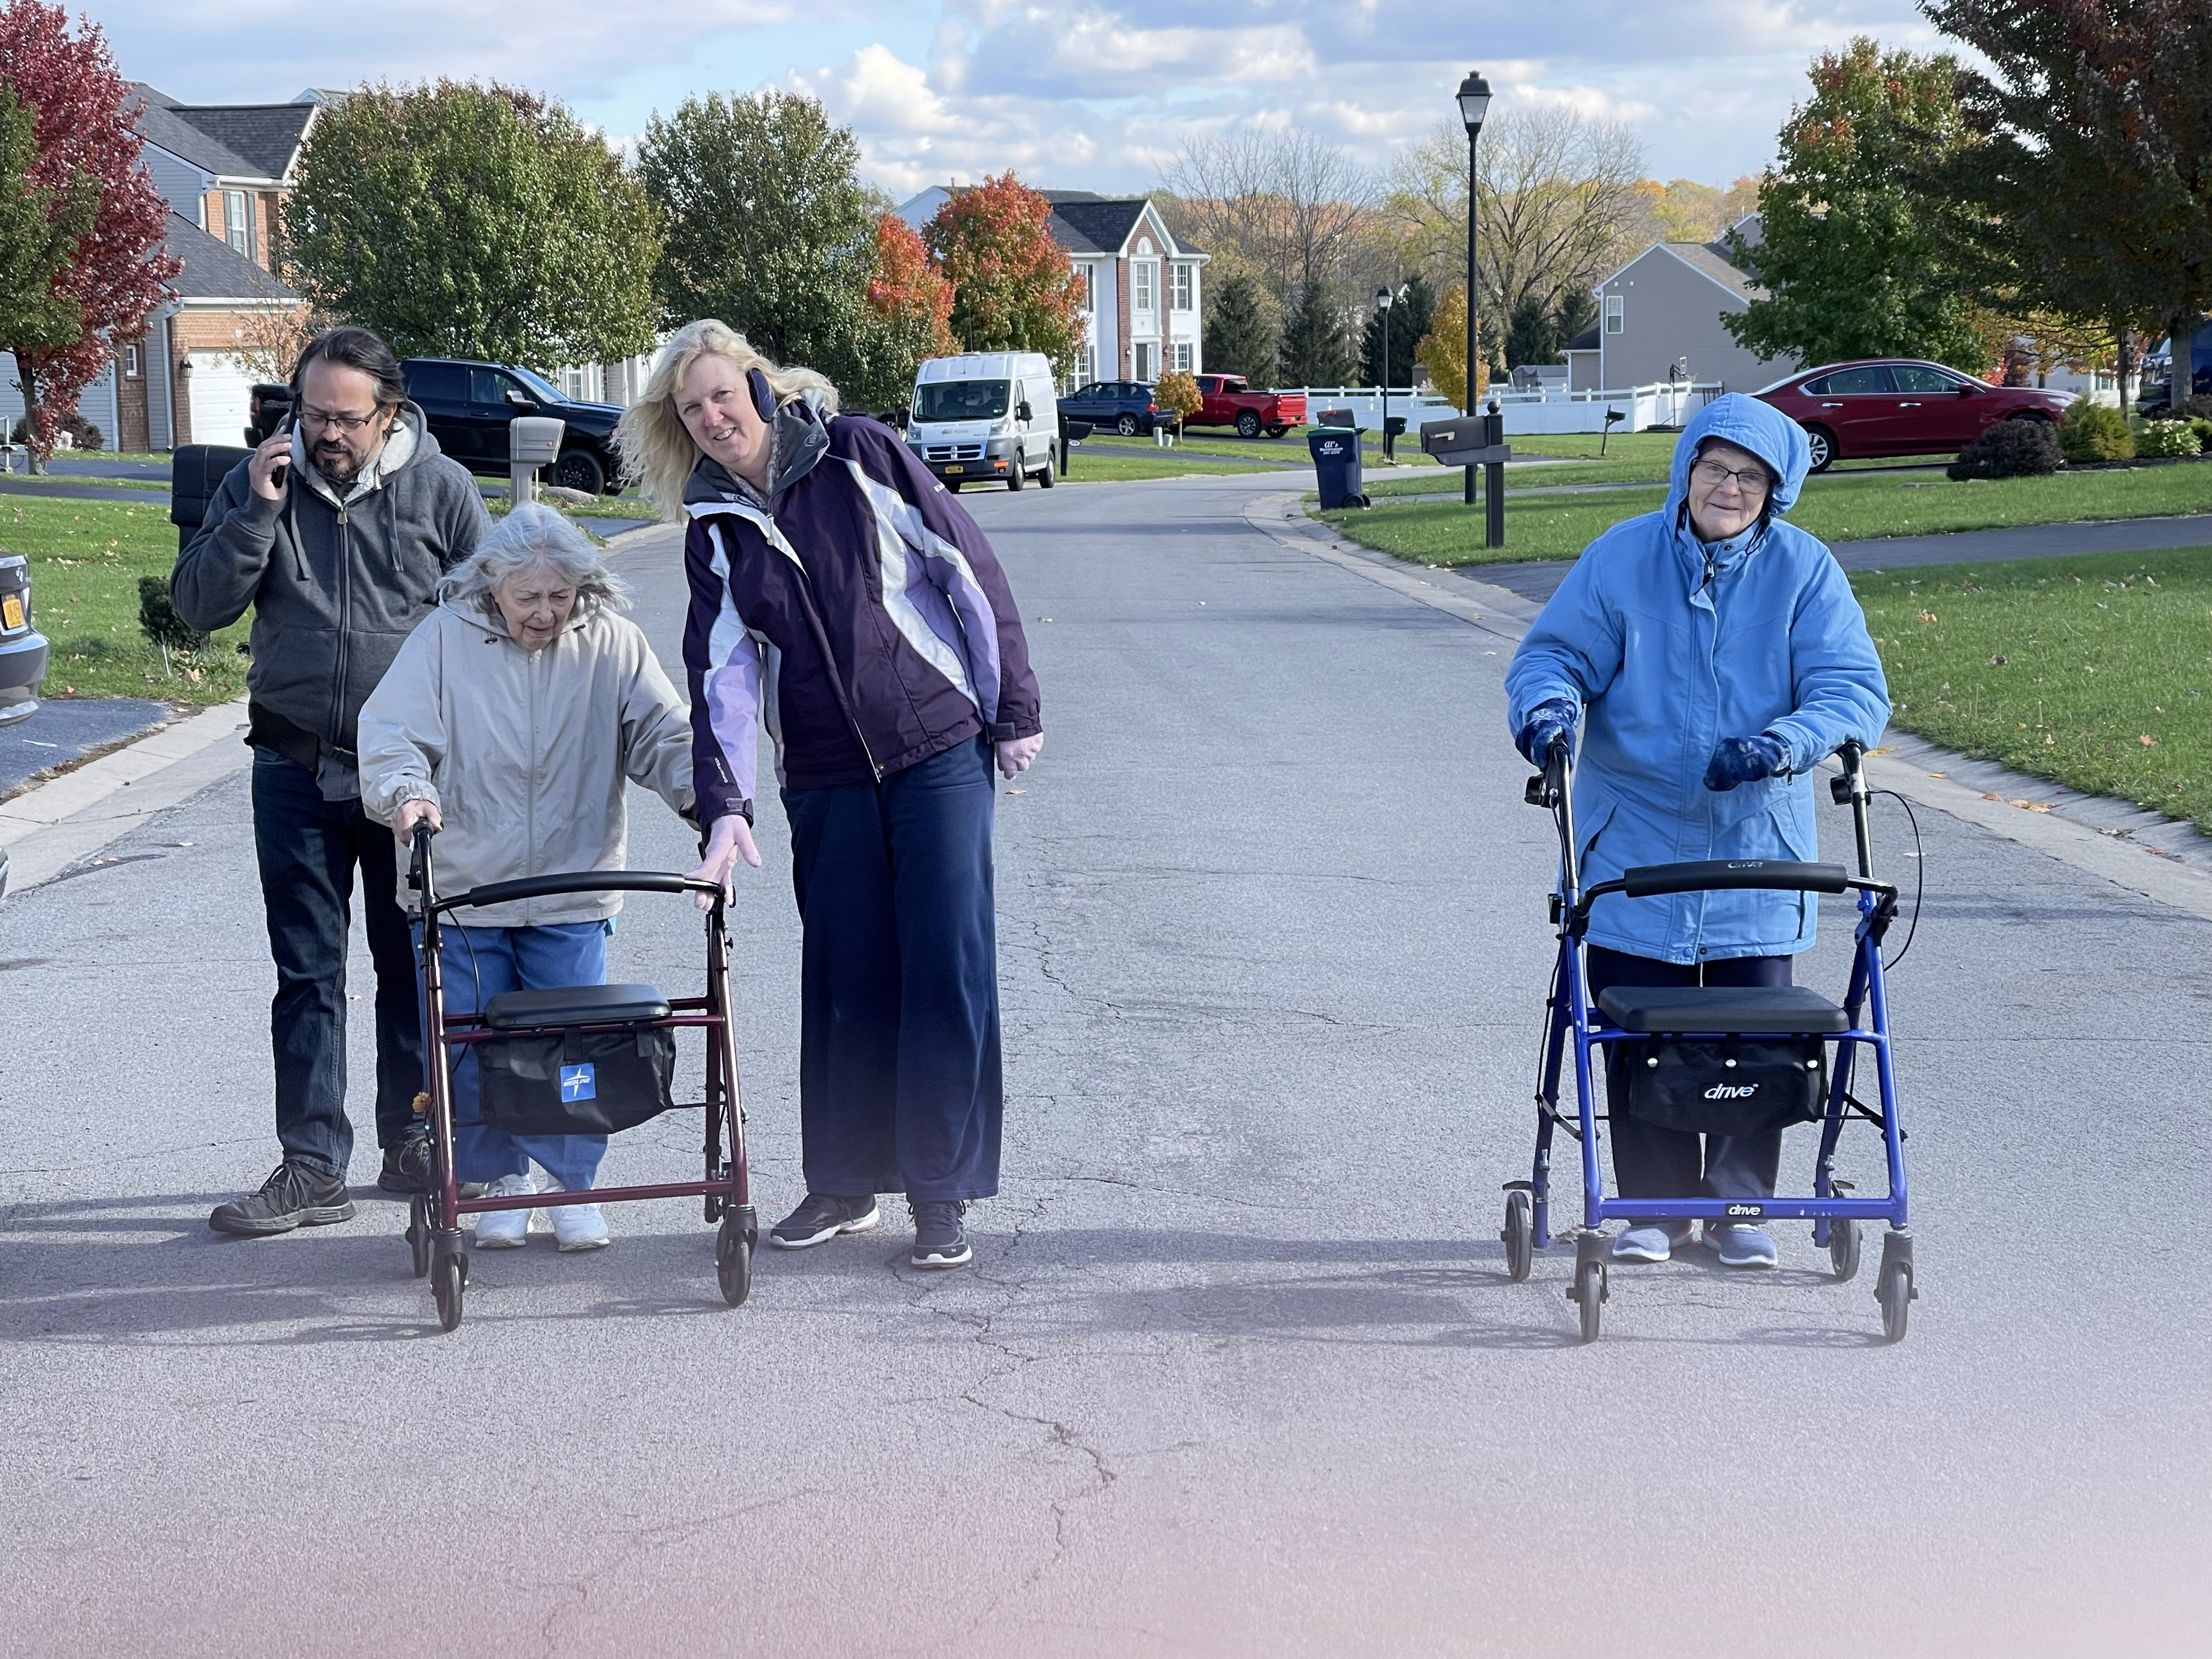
[1057,380,1169,436]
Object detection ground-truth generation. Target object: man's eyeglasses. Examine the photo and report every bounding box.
[297,406,389,435]
[1691,458,1771,497]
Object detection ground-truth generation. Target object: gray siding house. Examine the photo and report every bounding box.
[1571,217,1796,393]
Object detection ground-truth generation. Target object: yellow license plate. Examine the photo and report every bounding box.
[1,594,21,630]
[943,465,964,475]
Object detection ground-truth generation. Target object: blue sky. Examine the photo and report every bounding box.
[99,0,1949,194]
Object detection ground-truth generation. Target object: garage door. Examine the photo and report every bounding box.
[186,351,256,449]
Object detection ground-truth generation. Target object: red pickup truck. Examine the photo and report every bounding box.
[1187,375,1307,438]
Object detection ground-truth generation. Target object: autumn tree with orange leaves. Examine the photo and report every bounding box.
[924,174,1085,377]
[0,1,179,470]
[859,211,955,404]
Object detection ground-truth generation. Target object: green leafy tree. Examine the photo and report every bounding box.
[285,81,660,366]
[924,173,1085,375]
[1203,272,1276,380]
[1359,272,1435,385]
[1503,291,1557,368]
[0,83,94,366]
[1918,0,2212,396]
[1552,285,1598,348]
[1277,278,1353,385]
[1722,38,1987,370]
[638,89,881,388]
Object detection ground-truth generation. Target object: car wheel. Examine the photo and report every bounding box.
[1803,425,1837,473]
[550,448,606,495]
[945,479,962,493]
[1115,414,1139,437]
[2007,410,2053,425]
[1038,450,1056,487]
[1235,411,1262,438]
[1007,461,1024,492]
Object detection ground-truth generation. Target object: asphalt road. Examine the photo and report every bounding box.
[1,472,2204,1655]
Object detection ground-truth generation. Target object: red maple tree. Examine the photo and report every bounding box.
[923,173,1084,371]
[0,1,179,466]
[866,210,956,358]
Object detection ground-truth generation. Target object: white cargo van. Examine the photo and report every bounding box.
[906,352,1058,492]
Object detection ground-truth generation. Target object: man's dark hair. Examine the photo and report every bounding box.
[292,326,406,408]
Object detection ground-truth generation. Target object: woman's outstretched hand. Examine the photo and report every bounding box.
[995,733,1044,780]
[391,798,442,840]
[690,814,761,909]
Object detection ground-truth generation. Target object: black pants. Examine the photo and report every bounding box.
[1587,944,1790,1223]
[250,748,423,1178]
[782,737,1002,1203]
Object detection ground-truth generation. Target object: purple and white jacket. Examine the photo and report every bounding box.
[680,400,1042,824]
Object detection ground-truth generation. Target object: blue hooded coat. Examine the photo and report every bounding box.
[1504,393,1889,964]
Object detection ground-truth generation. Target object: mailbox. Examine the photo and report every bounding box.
[1418,411,1510,468]
[509,416,566,467]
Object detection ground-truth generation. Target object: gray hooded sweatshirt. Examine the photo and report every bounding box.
[171,403,492,796]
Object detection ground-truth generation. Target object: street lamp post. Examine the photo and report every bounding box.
[1457,70,1491,509]
[1374,285,1393,463]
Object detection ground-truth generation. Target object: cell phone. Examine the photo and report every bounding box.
[269,413,292,488]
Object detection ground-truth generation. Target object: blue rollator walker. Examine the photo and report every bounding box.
[1506,736,1918,1343]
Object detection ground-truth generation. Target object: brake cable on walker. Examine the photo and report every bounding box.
[1872,788,1925,970]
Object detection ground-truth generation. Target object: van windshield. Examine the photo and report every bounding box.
[914,380,1011,422]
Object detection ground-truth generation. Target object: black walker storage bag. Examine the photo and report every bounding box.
[1621,1036,1826,1138]
[475,983,676,1136]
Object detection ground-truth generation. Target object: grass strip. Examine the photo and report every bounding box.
[1,495,247,705]
[1852,548,2212,832]
[1316,462,2212,566]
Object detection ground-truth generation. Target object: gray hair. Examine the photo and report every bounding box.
[439,501,630,614]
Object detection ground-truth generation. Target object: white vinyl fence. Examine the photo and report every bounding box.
[1279,382,1725,435]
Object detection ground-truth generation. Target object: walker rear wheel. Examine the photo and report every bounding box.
[716,1216,752,1308]
[1828,1217,1861,1283]
[1502,1190,1533,1282]
[407,1195,433,1279]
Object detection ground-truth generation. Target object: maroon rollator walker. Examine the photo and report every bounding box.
[403,824,756,1331]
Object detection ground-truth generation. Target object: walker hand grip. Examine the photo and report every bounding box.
[1618,859,1850,899]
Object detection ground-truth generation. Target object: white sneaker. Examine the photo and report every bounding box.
[549,1195,610,1252]
[473,1172,534,1248]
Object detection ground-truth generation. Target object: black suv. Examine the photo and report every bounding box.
[399,359,625,495]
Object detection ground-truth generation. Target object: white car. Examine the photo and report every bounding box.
[906,352,1059,493]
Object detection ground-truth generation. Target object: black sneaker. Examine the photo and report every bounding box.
[909,1200,972,1269]
[769,1192,882,1250]
[208,1161,356,1237]
[377,1135,435,1194]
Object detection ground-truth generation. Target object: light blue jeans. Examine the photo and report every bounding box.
[417,920,612,1190]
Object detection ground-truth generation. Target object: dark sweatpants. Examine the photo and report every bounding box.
[782,737,1002,1203]
[1588,943,1791,1223]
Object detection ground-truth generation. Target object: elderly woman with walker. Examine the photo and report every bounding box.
[618,320,1043,1271]
[358,502,696,1251]
[1505,394,1889,1271]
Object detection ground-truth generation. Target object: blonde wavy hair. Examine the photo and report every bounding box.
[616,319,840,516]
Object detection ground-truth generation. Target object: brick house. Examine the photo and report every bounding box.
[1,86,315,450]
[895,188,1208,387]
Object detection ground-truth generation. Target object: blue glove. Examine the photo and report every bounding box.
[1703,732,1790,792]
[1515,697,1579,766]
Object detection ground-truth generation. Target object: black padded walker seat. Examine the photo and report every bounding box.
[1596,984,1850,1035]
[482,983,670,1029]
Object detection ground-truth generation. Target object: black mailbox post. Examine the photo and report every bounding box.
[1418,409,1510,548]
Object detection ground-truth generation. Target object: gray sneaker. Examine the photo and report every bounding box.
[1612,1222,1696,1262]
[909,1200,972,1268]
[1703,1223,1780,1268]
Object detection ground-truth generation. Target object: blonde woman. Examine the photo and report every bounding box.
[618,320,1043,1271]
[358,503,696,1251]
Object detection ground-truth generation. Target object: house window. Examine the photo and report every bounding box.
[1172,342,1193,372]
[224,189,253,259]
[123,344,140,378]
[1081,266,1096,313]
[1134,341,1155,382]
[1171,264,1193,311]
[1133,262,1155,313]
[1604,294,1624,334]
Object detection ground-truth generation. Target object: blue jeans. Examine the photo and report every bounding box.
[418,920,612,1191]
[250,748,422,1179]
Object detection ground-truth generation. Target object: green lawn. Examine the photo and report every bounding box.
[1855,549,2212,831]
[2,495,247,706]
[2,473,170,494]
[1317,462,2212,566]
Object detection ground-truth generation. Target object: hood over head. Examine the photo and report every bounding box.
[1663,392,1812,523]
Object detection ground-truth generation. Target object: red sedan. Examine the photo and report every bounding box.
[1754,359,2072,471]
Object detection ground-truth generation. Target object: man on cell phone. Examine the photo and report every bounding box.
[174,326,492,1236]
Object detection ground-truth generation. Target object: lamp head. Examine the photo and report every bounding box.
[1375,286,1393,311]
[1457,71,1492,136]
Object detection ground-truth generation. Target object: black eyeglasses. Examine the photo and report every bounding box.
[1691,458,1770,498]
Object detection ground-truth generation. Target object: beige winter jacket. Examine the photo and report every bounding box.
[358,597,695,925]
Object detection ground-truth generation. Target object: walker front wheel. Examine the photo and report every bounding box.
[432,1252,466,1332]
[1876,1231,1916,1343]
[1569,1234,1607,1344]
[1502,1190,1533,1282]
[407,1195,433,1279]
[716,1216,753,1308]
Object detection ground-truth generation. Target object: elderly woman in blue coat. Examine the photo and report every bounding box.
[1504,394,1889,1269]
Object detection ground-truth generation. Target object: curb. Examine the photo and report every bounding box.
[0,696,250,895]
[1246,490,2212,926]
